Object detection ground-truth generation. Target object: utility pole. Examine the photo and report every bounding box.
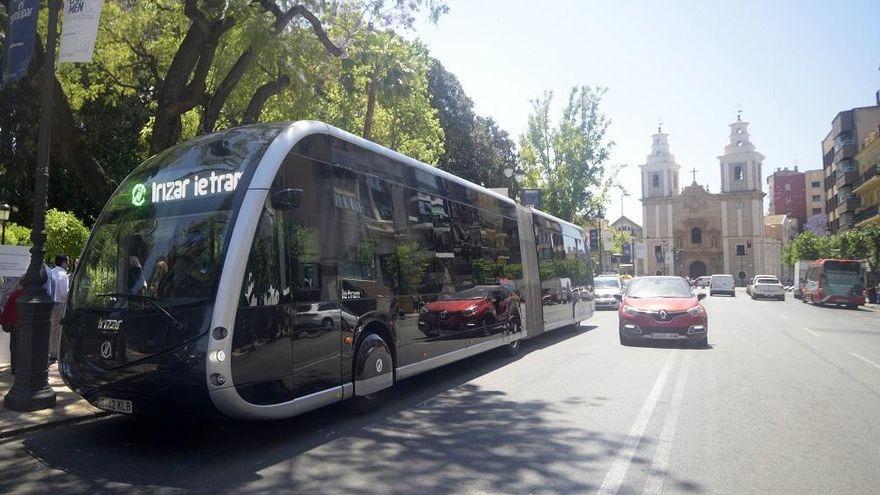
[4,0,62,412]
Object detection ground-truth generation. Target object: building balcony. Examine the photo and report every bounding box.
[834,194,861,217]
[835,161,859,187]
[834,142,857,161]
[854,203,879,225]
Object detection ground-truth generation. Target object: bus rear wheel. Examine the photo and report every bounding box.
[503,318,523,357]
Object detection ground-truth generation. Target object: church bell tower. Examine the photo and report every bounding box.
[640,127,681,199]
[719,114,764,193]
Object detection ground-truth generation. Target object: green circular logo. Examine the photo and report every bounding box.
[131,183,147,206]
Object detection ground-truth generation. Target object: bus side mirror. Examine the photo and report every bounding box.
[271,188,302,210]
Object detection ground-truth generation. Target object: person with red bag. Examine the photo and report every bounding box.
[1,281,24,375]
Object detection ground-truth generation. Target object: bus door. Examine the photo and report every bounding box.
[277,153,341,398]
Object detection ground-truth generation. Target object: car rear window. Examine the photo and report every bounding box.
[756,278,778,284]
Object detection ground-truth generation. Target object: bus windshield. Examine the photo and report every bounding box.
[69,125,284,310]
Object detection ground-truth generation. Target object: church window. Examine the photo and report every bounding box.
[736,128,743,134]
[737,141,743,147]
[691,228,702,244]
[711,236,718,248]
[736,244,746,256]
[652,173,660,187]
[735,165,744,181]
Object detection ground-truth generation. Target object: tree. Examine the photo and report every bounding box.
[1,0,447,223]
[44,209,90,261]
[518,86,617,223]
[427,60,516,187]
[610,226,631,255]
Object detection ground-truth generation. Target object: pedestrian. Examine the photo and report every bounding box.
[1,281,24,375]
[48,254,70,363]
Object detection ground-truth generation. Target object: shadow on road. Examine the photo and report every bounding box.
[10,324,702,494]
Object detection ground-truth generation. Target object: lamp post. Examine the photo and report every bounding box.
[0,204,10,244]
[4,0,62,412]
[502,166,525,200]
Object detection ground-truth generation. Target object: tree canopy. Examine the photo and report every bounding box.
[1,0,448,225]
[783,226,880,273]
[519,86,621,224]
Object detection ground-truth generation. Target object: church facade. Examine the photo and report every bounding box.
[640,117,779,283]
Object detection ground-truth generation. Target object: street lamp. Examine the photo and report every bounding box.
[4,0,61,412]
[0,204,10,245]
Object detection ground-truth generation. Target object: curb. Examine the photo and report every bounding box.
[0,410,111,439]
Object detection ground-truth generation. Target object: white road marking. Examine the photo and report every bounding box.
[803,327,820,337]
[597,351,678,495]
[850,352,880,371]
[642,354,691,495]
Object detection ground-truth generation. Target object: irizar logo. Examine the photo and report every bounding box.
[131,183,147,206]
[98,318,122,331]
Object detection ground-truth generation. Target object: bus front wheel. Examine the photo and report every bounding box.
[349,333,394,415]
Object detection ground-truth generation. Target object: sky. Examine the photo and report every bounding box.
[412,0,880,225]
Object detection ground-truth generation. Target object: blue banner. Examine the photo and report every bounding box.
[2,0,41,85]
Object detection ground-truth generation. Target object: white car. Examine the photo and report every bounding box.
[709,274,735,297]
[750,276,785,301]
[593,275,623,309]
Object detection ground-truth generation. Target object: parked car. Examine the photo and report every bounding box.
[750,276,785,300]
[709,274,735,297]
[616,276,708,347]
[593,275,624,310]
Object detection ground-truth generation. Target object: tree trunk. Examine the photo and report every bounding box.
[242,74,291,125]
[363,80,378,140]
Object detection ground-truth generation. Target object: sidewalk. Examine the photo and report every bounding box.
[0,364,107,438]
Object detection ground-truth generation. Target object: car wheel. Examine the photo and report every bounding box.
[321,317,334,330]
[348,334,393,415]
[846,304,858,310]
[778,296,785,301]
[503,318,523,356]
[619,330,632,346]
[709,291,714,297]
[694,336,708,348]
[751,294,756,300]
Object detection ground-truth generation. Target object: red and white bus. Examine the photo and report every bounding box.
[801,259,865,309]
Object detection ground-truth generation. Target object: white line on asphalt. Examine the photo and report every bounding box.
[642,354,691,495]
[597,351,678,495]
[803,327,820,337]
[850,352,880,371]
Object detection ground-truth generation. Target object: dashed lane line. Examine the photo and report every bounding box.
[803,327,820,337]
[597,351,678,495]
[850,352,880,371]
[642,353,691,495]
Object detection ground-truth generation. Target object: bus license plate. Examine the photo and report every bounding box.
[96,396,133,414]
[650,333,679,340]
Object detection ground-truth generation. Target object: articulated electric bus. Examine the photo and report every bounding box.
[60,121,594,419]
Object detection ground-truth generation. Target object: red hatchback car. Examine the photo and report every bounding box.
[615,276,708,347]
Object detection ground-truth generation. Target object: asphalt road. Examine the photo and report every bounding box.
[2,288,880,494]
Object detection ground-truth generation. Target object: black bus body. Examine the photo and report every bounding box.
[61,121,594,419]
